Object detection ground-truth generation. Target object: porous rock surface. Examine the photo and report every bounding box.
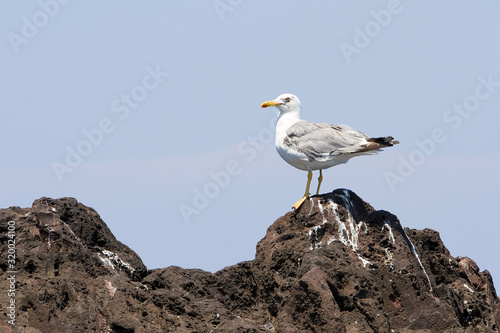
[1,190,499,332]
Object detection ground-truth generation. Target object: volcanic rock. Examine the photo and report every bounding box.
[1,190,499,332]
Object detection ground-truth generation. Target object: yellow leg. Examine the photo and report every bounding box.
[316,169,323,195]
[292,170,312,210]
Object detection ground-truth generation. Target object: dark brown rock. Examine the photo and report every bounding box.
[1,190,499,332]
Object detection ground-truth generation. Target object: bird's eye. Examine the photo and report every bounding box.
[284,97,291,103]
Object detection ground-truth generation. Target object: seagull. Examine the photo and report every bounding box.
[261,93,399,210]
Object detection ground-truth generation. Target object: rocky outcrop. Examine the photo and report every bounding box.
[1,190,499,332]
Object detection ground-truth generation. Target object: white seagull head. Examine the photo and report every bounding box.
[261,93,301,115]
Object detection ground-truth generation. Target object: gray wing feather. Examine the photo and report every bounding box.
[284,121,370,160]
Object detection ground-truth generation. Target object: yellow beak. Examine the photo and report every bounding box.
[261,100,283,108]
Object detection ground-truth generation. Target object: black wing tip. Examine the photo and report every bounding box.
[368,136,399,146]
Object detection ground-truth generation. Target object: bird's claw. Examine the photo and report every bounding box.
[292,196,308,210]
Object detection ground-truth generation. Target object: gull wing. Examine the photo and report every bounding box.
[284,121,396,160]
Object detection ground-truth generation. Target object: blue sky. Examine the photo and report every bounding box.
[2,1,499,287]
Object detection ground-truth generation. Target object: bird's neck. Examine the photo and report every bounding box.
[275,110,301,142]
[277,110,301,127]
